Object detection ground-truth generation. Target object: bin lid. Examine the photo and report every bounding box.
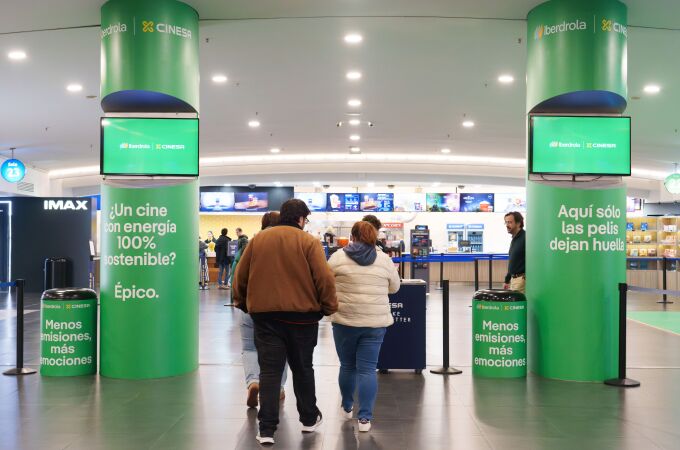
[42,288,97,301]
[473,289,526,302]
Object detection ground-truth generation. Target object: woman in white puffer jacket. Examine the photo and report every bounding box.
[328,221,400,432]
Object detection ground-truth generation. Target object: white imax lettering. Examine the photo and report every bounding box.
[44,200,89,211]
[156,23,192,39]
[543,19,587,37]
[101,22,127,38]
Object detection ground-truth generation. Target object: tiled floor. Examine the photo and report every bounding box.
[1,284,679,449]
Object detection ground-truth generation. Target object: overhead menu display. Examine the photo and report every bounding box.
[426,193,460,212]
[234,192,268,212]
[199,192,235,212]
[295,193,327,211]
[530,116,631,176]
[101,117,199,176]
[327,193,360,212]
[360,193,393,212]
[460,193,495,212]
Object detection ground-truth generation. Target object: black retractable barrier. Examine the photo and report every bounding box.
[604,283,640,388]
[3,280,37,376]
[430,280,462,375]
[658,257,673,305]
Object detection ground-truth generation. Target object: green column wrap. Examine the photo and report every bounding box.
[527,0,627,113]
[100,0,199,112]
[526,182,626,381]
[100,180,199,379]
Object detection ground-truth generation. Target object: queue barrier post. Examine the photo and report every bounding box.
[3,280,37,376]
[474,259,480,292]
[657,257,673,304]
[604,283,640,388]
[430,280,462,375]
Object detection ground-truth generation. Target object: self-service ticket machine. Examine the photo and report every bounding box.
[410,226,430,291]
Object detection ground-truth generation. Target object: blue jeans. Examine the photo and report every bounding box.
[217,262,230,285]
[332,323,387,421]
[239,310,288,388]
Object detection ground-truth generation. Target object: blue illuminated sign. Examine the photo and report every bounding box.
[1,159,26,183]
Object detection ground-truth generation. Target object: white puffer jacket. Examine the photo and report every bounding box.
[328,247,401,328]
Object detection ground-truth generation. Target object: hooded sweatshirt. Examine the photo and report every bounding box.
[342,242,377,266]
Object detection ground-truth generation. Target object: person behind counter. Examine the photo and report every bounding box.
[328,221,400,432]
[214,228,232,289]
[205,231,217,245]
[362,214,387,252]
[503,212,526,294]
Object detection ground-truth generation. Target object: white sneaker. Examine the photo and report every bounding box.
[340,406,353,420]
[358,419,371,432]
[256,433,275,445]
[301,413,323,433]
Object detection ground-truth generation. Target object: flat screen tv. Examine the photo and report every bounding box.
[359,193,394,212]
[200,192,235,212]
[101,117,199,176]
[529,115,631,176]
[426,193,460,212]
[234,192,269,212]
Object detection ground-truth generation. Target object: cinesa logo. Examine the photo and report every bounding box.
[142,20,192,38]
[534,19,587,39]
[602,18,627,37]
[101,22,128,38]
[43,200,89,211]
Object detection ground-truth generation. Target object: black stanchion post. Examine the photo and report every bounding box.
[474,259,479,292]
[4,279,37,376]
[657,257,673,304]
[605,283,639,388]
[430,280,462,375]
[488,257,493,289]
[436,255,444,290]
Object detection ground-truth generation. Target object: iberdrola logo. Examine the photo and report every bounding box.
[534,25,544,40]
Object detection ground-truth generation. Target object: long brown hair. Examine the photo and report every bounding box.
[261,211,280,230]
[351,221,378,245]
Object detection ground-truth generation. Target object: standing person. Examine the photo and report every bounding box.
[233,199,337,445]
[238,212,289,408]
[199,238,208,289]
[503,212,526,294]
[362,214,387,252]
[205,230,217,245]
[214,228,232,289]
[328,221,400,432]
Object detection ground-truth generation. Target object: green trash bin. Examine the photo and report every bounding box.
[40,288,97,376]
[472,289,527,378]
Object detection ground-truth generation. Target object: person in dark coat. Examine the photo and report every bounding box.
[214,228,232,289]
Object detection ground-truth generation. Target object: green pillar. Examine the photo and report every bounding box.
[526,0,628,382]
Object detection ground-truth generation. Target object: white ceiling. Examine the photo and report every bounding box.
[1,1,680,188]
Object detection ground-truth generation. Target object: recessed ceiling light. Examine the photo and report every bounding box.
[274,181,283,187]
[348,119,361,126]
[349,146,361,153]
[347,99,362,107]
[432,182,441,187]
[223,183,231,187]
[66,84,83,92]
[212,74,228,83]
[349,134,361,141]
[313,181,321,187]
[367,182,375,188]
[441,148,451,154]
[346,71,362,80]
[248,120,261,128]
[344,33,363,44]
[8,50,27,60]
[270,147,281,153]
[498,74,514,84]
[462,120,475,128]
[346,112,361,117]
[643,84,661,94]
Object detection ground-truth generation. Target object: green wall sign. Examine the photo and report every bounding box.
[526,0,627,113]
[530,116,631,175]
[526,182,625,381]
[101,117,199,176]
[100,180,199,379]
[100,0,199,112]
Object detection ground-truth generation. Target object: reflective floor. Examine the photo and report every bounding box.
[1,284,679,449]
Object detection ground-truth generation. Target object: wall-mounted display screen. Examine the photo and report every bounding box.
[326,193,360,212]
[530,115,631,175]
[393,193,426,212]
[460,193,495,212]
[360,193,394,212]
[295,193,327,212]
[495,193,527,213]
[101,117,199,176]
[234,192,269,211]
[426,193,460,212]
[200,192,236,212]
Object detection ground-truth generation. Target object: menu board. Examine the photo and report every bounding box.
[360,193,394,212]
[495,193,526,213]
[326,193,360,212]
[200,192,236,212]
[344,194,360,211]
[393,193,426,212]
[234,192,269,212]
[460,193,495,212]
[295,193,327,212]
[426,193,460,212]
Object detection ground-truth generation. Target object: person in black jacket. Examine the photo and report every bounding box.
[214,228,232,289]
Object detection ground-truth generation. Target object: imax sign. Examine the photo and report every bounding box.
[43,200,89,211]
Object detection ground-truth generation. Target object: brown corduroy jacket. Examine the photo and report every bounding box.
[233,223,338,320]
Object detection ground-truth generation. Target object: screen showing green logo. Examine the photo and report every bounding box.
[101,118,198,176]
[530,116,630,176]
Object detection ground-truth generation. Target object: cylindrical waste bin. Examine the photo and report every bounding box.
[472,289,527,378]
[43,257,72,291]
[40,288,97,376]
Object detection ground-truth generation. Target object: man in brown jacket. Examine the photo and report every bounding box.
[233,199,337,445]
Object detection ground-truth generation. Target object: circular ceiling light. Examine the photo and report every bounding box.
[348,119,361,126]
[248,120,261,128]
[664,173,680,194]
[498,74,514,84]
[344,33,363,44]
[212,74,228,83]
[66,84,83,92]
[441,148,451,154]
[349,134,361,141]
[462,120,475,128]
[347,99,362,107]
[8,50,27,60]
[349,146,361,153]
[643,84,661,94]
[270,147,281,153]
[346,71,362,80]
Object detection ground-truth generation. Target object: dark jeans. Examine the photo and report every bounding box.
[253,318,320,436]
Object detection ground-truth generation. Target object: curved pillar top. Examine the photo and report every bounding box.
[526,0,627,114]
[100,0,199,113]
